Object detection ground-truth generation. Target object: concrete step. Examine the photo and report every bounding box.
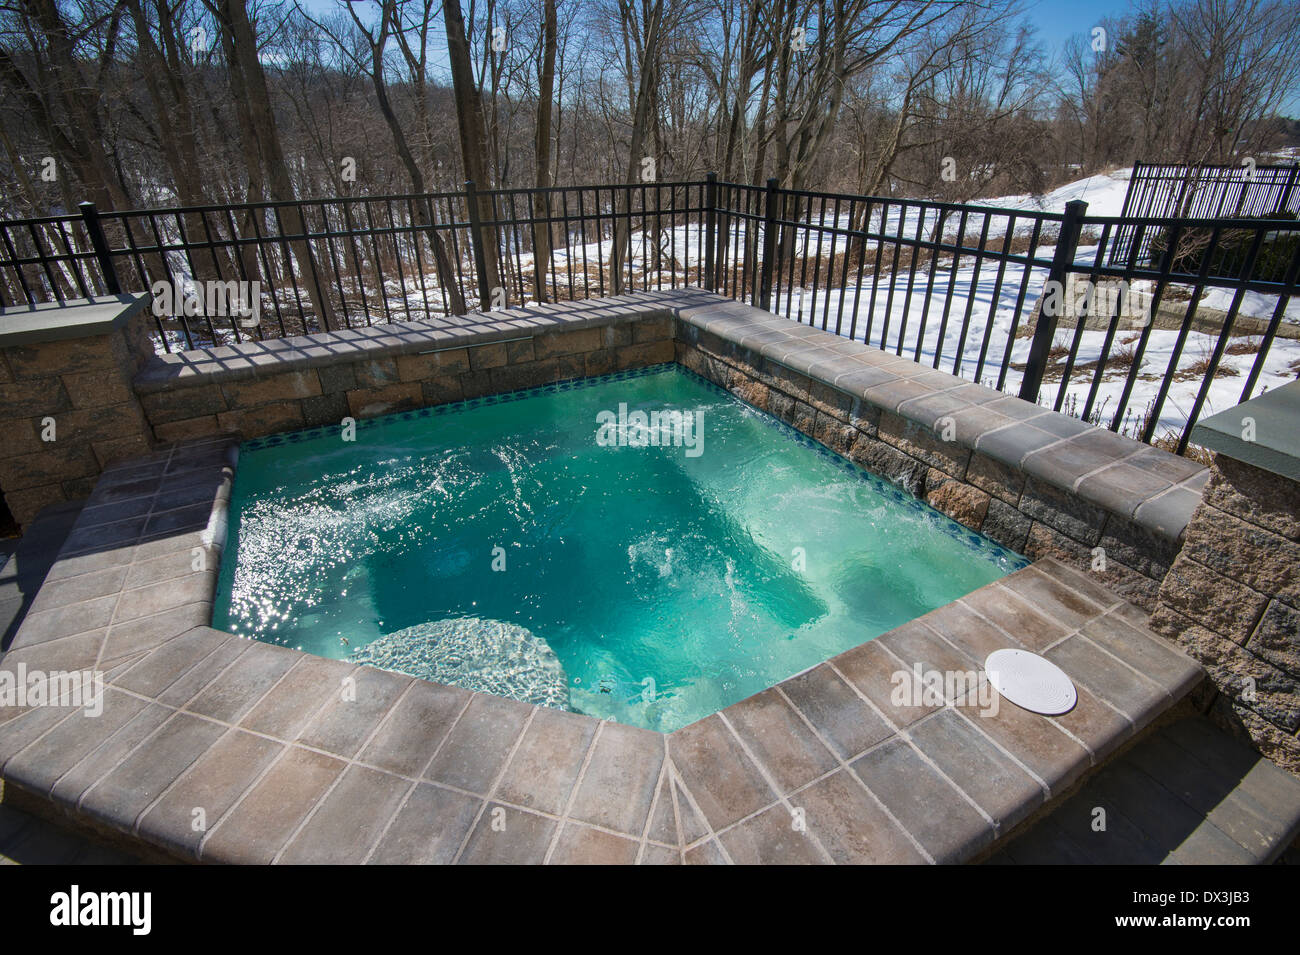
[987,716,1300,864]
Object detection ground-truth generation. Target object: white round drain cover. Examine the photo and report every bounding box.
[984,649,1077,715]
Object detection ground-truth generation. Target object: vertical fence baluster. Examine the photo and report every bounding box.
[78,202,122,296]
[758,178,779,311]
[704,172,717,292]
[1019,199,1088,403]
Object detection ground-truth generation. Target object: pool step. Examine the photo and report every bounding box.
[986,716,1300,864]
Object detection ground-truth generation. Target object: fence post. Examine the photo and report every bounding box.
[78,201,121,296]
[464,180,492,310]
[758,178,779,311]
[703,172,718,292]
[1275,164,1299,216]
[1019,198,1087,403]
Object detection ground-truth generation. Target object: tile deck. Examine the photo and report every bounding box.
[0,292,1215,863]
[0,436,1203,864]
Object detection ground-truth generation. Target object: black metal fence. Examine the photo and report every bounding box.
[0,182,710,350]
[2,176,1298,456]
[1111,161,1300,265]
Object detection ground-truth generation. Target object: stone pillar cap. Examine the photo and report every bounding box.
[1191,379,1300,482]
[0,292,150,347]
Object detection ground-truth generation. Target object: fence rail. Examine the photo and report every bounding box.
[1,176,1297,456]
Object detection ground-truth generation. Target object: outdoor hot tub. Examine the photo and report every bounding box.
[214,363,1027,732]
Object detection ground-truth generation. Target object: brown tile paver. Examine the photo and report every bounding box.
[422,693,531,795]
[721,688,837,796]
[3,690,149,796]
[830,639,937,728]
[457,804,556,864]
[80,712,226,830]
[951,691,1091,792]
[366,783,481,864]
[184,640,299,724]
[136,728,283,857]
[47,703,175,808]
[960,582,1072,652]
[718,803,829,864]
[357,679,470,778]
[1044,636,1166,727]
[566,722,663,836]
[794,769,927,864]
[295,665,412,760]
[668,715,775,834]
[201,747,346,864]
[907,708,1044,828]
[494,706,598,815]
[779,664,893,760]
[238,652,352,739]
[548,823,641,864]
[277,763,411,864]
[850,736,993,863]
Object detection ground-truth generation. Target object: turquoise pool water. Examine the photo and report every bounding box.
[214,364,1027,732]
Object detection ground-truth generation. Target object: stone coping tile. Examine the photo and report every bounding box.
[548,822,643,865]
[722,689,838,796]
[364,783,481,864]
[778,664,894,761]
[133,291,688,393]
[135,728,283,858]
[850,736,994,863]
[906,708,1045,833]
[565,722,664,837]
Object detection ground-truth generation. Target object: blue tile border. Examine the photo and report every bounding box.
[242,363,679,452]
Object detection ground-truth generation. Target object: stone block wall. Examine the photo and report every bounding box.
[675,327,1183,613]
[1150,454,1300,773]
[0,314,155,525]
[134,317,676,442]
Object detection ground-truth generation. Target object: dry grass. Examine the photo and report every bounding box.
[1224,337,1261,356]
[1108,343,1142,370]
[1152,433,1214,465]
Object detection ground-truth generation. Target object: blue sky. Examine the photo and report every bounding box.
[299,0,1135,49]
[1024,0,1134,42]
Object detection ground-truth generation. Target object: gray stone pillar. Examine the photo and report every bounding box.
[0,294,155,526]
[1150,381,1300,774]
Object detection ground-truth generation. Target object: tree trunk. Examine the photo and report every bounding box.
[210,0,338,332]
[444,0,501,307]
[612,0,664,296]
[532,0,557,303]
